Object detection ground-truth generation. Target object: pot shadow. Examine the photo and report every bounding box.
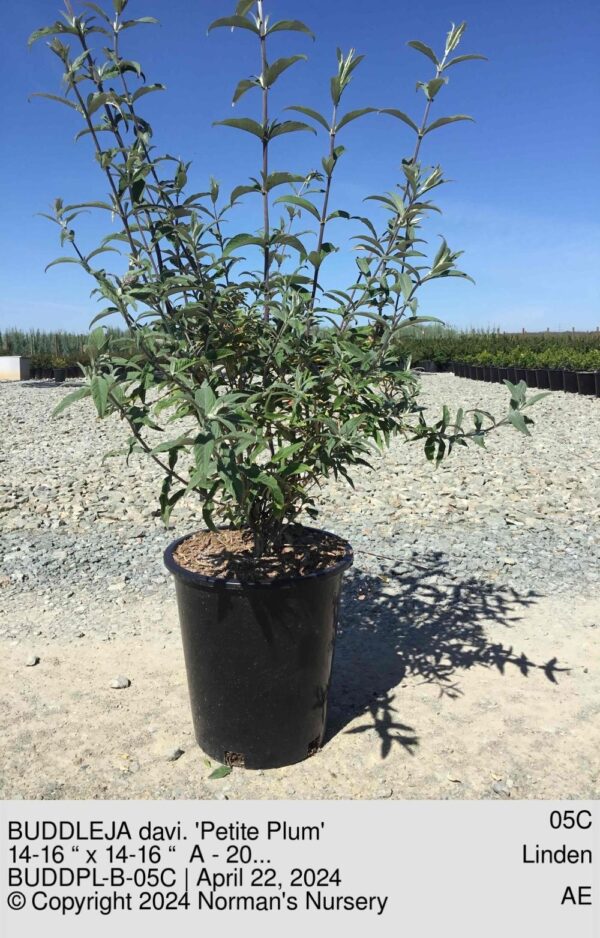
[326,550,567,758]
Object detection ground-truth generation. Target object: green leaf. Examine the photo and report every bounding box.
[264,55,307,88]
[44,257,80,272]
[446,22,467,55]
[265,171,306,191]
[87,327,107,354]
[131,83,165,102]
[230,183,260,202]
[191,438,215,487]
[379,108,419,133]
[208,765,232,779]
[417,77,448,100]
[422,115,474,135]
[285,105,330,132]
[119,17,159,28]
[90,375,109,418]
[208,15,258,34]
[195,384,217,416]
[214,117,264,139]
[258,474,285,509]
[336,107,377,131]
[236,0,255,14]
[29,92,81,113]
[274,195,320,220]
[267,20,315,40]
[87,92,117,116]
[232,78,257,104]
[445,53,488,69]
[28,23,77,46]
[52,385,91,417]
[397,273,413,300]
[274,233,308,258]
[84,2,112,23]
[269,121,316,139]
[407,40,439,66]
[508,409,531,436]
[130,178,145,204]
[223,233,264,256]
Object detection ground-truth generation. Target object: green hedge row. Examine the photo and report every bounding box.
[398,329,600,369]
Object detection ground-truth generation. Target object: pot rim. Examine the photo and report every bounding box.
[164,525,354,591]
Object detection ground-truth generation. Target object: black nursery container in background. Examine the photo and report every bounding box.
[576,371,596,395]
[548,369,564,391]
[535,369,550,389]
[515,367,528,384]
[164,532,353,769]
[563,370,578,393]
[525,368,538,388]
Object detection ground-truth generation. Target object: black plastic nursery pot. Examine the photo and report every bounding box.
[507,366,517,383]
[164,529,353,770]
[596,372,600,397]
[489,366,499,383]
[497,367,509,383]
[535,369,550,389]
[576,371,596,395]
[482,365,492,382]
[525,368,538,388]
[54,368,66,383]
[548,369,564,391]
[515,367,528,384]
[563,370,578,393]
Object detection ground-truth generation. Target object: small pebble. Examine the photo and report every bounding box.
[110,675,131,689]
[165,747,184,762]
[25,654,40,667]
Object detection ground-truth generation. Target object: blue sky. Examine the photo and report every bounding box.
[1,0,599,333]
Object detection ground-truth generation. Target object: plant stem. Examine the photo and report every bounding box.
[258,0,271,321]
[310,105,337,308]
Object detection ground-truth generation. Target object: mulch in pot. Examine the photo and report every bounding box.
[172,526,349,583]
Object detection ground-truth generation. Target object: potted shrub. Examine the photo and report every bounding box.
[53,356,67,383]
[32,0,541,769]
[477,350,492,382]
[536,346,562,391]
[575,351,598,396]
[561,350,579,393]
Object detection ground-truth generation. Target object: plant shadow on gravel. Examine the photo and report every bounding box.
[326,551,568,758]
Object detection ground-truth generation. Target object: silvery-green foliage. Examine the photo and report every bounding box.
[32,0,539,553]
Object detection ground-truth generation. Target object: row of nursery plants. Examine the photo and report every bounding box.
[453,347,600,371]
[400,329,600,368]
[448,360,600,397]
[0,327,129,371]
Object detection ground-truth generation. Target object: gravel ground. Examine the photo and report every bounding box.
[1,374,599,799]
